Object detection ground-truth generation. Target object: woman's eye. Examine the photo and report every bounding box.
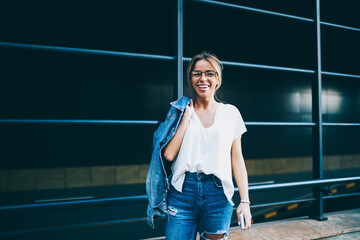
[192,71,201,77]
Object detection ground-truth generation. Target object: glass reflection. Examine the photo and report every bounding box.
[322,90,343,114]
[322,75,360,123]
[288,89,312,114]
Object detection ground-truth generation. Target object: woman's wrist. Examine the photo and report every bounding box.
[183,110,194,123]
[240,199,250,205]
[183,112,192,120]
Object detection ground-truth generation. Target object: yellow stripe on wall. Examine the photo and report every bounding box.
[287,203,298,210]
[265,211,277,219]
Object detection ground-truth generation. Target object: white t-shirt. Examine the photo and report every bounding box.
[171,102,247,205]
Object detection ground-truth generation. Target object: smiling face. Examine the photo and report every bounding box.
[191,59,220,100]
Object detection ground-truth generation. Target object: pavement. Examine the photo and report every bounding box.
[228,208,360,240]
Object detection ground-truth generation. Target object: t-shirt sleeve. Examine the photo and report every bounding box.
[233,106,247,140]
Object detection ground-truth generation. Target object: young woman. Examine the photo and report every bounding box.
[163,51,251,240]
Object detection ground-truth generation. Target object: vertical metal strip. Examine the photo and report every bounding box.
[176,0,184,99]
[314,0,323,180]
[311,0,327,221]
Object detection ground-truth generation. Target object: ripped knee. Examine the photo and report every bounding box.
[201,231,227,240]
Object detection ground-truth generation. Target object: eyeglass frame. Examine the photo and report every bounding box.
[191,70,218,78]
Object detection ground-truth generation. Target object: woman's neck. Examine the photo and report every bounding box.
[194,96,217,110]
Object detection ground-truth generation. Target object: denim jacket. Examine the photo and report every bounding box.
[146,96,191,229]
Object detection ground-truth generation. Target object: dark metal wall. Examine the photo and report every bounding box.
[0,0,359,239]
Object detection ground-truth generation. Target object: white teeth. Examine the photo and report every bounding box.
[198,85,209,88]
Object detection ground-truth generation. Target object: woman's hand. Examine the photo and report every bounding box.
[236,203,252,230]
[183,98,194,121]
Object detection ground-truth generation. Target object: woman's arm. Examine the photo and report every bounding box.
[163,99,194,162]
[231,136,252,229]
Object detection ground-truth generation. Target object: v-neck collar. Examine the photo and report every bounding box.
[193,103,222,129]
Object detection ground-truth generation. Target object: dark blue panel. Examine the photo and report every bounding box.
[0,48,173,120]
[242,126,313,159]
[184,1,316,70]
[0,124,156,169]
[214,0,315,19]
[320,0,360,29]
[322,25,360,76]
[322,75,360,123]
[0,0,175,56]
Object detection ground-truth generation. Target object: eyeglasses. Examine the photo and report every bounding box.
[191,70,217,78]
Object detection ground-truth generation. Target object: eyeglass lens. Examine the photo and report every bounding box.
[192,70,216,78]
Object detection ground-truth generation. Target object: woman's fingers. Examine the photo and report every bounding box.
[183,99,194,120]
[245,213,251,229]
[237,204,252,230]
[236,208,242,227]
[244,211,252,229]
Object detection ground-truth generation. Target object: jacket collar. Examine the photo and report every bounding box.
[170,96,191,111]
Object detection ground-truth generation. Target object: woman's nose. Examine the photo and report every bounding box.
[200,73,207,80]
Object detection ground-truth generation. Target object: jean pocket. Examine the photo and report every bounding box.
[212,175,223,188]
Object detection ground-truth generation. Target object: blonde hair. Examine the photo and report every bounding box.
[186,51,223,101]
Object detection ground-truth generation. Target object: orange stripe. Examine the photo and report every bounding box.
[287,203,298,210]
[265,211,277,219]
[346,183,355,188]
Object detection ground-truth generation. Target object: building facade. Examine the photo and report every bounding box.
[0,0,359,239]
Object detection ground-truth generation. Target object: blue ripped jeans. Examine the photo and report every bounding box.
[166,172,233,240]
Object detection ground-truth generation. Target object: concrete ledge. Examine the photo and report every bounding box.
[229,208,360,240]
